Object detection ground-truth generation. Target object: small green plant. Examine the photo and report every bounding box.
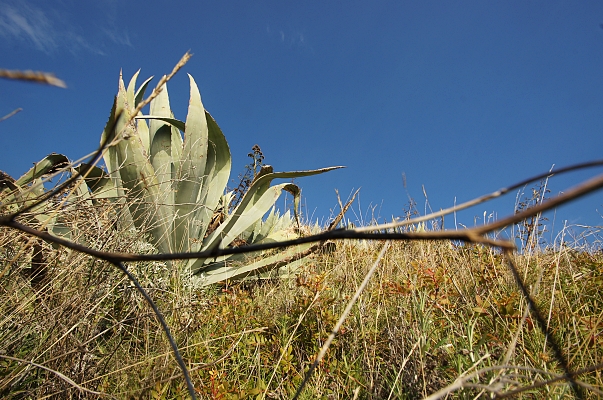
[82,71,340,285]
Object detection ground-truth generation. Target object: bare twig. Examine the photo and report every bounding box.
[355,160,603,233]
[8,163,603,266]
[111,261,197,399]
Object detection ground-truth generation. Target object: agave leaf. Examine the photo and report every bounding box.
[136,116,151,157]
[15,178,48,212]
[76,164,119,199]
[134,75,154,108]
[114,76,171,252]
[35,213,72,243]
[263,210,294,241]
[148,78,172,148]
[173,75,209,251]
[150,126,175,245]
[190,111,231,248]
[99,95,135,228]
[148,85,177,246]
[0,154,70,209]
[100,97,120,173]
[201,182,293,252]
[126,70,140,108]
[132,75,154,151]
[14,153,70,187]
[194,242,316,285]
[137,116,186,132]
[169,114,183,168]
[69,168,94,207]
[250,207,277,242]
[230,167,343,223]
[282,183,301,227]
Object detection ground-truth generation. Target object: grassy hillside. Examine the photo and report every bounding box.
[1,193,602,399]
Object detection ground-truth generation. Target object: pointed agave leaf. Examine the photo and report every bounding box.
[148,77,172,148]
[173,75,209,251]
[1,153,70,208]
[113,76,172,252]
[100,97,121,174]
[14,153,70,187]
[232,167,343,219]
[195,242,316,285]
[100,90,136,227]
[200,167,342,253]
[134,75,154,108]
[126,70,140,108]
[148,83,177,247]
[133,75,154,151]
[190,111,231,247]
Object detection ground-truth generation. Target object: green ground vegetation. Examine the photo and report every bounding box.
[1,195,602,399]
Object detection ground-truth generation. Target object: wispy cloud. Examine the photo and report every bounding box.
[0,3,57,52]
[0,1,130,55]
[267,24,313,54]
[102,26,133,48]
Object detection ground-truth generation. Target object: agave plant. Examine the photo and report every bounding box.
[82,71,340,285]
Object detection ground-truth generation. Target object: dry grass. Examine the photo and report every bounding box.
[1,190,602,399]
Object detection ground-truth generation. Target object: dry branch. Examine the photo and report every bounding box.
[0,69,66,88]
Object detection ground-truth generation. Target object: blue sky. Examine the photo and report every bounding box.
[1,1,602,244]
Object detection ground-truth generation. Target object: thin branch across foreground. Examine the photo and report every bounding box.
[4,161,603,265]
